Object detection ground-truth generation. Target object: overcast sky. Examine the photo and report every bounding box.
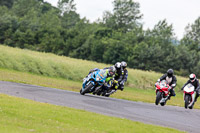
[45,0,200,40]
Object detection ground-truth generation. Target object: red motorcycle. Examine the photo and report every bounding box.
[155,80,170,106]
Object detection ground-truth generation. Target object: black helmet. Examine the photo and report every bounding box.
[121,61,127,69]
[108,66,116,76]
[114,62,121,70]
[167,69,174,77]
[189,73,196,82]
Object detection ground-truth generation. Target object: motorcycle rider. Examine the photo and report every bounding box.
[103,66,116,88]
[97,66,116,96]
[101,62,124,96]
[118,61,128,91]
[106,66,116,78]
[157,69,177,100]
[181,74,200,102]
[112,62,124,90]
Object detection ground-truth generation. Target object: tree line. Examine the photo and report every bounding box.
[0,0,200,77]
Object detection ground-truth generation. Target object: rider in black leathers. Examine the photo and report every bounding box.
[118,61,128,91]
[157,69,177,99]
[112,62,124,90]
[181,73,200,102]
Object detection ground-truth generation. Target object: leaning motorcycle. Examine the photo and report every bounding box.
[155,80,170,106]
[80,69,107,95]
[183,83,196,109]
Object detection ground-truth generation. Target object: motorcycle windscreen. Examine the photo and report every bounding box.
[184,83,195,92]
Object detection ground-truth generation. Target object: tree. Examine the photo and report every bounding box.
[0,10,18,46]
[61,11,80,29]
[102,34,128,64]
[181,17,200,51]
[57,0,76,15]
[11,0,41,17]
[101,0,142,32]
[0,0,14,8]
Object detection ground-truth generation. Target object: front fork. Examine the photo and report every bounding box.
[157,90,168,103]
[184,92,196,107]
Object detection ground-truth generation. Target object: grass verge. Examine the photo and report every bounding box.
[0,94,183,133]
[0,45,188,90]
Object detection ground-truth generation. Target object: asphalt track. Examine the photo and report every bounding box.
[0,81,200,133]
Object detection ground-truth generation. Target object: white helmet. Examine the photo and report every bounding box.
[189,73,196,82]
[114,62,121,70]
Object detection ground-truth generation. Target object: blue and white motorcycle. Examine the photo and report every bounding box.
[80,69,108,95]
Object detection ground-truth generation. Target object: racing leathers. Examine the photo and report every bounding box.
[181,79,200,102]
[100,68,116,96]
[103,66,123,90]
[113,67,124,90]
[118,68,128,91]
[158,74,177,98]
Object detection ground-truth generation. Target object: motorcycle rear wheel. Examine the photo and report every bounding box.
[160,102,166,106]
[155,91,162,105]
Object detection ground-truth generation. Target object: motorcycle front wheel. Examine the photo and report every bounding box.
[185,95,191,109]
[80,83,94,95]
[155,91,162,105]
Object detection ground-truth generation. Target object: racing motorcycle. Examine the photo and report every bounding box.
[155,80,170,106]
[183,83,196,109]
[80,69,107,95]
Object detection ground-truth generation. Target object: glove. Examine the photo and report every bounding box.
[114,80,118,84]
[155,82,158,87]
[168,86,172,91]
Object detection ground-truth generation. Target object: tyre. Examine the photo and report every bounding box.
[185,95,191,109]
[101,91,106,96]
[80,83,93,95]
[189,106,193,109]
[160,102,166,106]
[105,94,110,97]
[97,91,101,96]
[155,91,162,105]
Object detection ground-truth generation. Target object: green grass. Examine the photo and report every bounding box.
[0,45,188,90]
[0,94,183,133]
[0,68,81,92]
